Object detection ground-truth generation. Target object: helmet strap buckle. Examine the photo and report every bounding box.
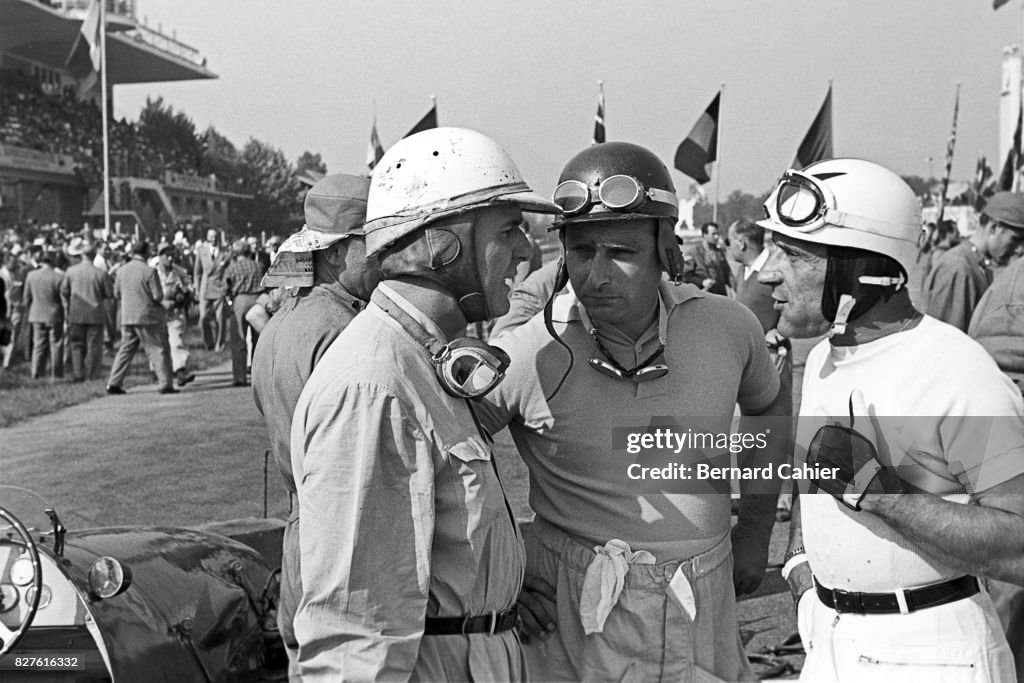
[829,294,857,337]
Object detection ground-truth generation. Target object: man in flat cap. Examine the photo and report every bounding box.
[251,173,380,680]
[924,191,1024,332]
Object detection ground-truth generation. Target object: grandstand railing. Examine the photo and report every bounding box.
[0,143,76,176]
[122,24,207,67]
[50,0,137,19]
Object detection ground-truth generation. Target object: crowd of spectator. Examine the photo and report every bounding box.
[0,70,196,185]
[0,219,277,392]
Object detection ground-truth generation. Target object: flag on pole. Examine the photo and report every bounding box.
[366,117,384,173]
[936,84,960,223]
[793,86,833,169]
[674,91,720,184]
[403,102,437,138]
[998,99,1022,191]
[973,155,996,210]
[593,82,606,144]
[994,0,1012,9]
[64,0,103,76]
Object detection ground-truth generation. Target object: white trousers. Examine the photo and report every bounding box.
[797,585,1016,682]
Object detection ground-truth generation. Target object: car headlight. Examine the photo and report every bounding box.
[88,557,132,599]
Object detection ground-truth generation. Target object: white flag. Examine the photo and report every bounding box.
[81,0,102,72]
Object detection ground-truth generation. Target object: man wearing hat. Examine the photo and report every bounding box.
[23,250,65,379]
[924,191,1024,332]
[106,241,176,394]
[61,238,112,381]
[290,128,558,681]
[251,173,380,679]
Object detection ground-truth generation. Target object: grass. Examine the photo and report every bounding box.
[0,323,228,428]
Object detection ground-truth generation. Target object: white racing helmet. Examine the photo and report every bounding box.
[757,158,921,280]
[364,127,559,256]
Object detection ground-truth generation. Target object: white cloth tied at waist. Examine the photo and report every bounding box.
[579,538,697,635]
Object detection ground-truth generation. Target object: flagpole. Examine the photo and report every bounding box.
[99,0,110,238]
[936,82,961,224]
[713,83,723,224]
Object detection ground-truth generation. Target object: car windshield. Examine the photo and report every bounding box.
[0,486,56,540]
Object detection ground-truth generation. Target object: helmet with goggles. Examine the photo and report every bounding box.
[757,158,921,279]
[551,142,685,282]
[552,142,679,225]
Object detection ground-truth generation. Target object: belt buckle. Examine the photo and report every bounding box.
[832,587,863,614]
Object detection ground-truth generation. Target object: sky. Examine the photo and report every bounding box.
[115,0,1023,201]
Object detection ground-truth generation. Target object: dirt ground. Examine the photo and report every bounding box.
[0,360,803,680]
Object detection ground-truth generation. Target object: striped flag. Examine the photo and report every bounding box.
[593,83,606,144]
[403,103,437,139]
[793,86,833,169]
[998,98,1022,191]
[366,117,384,173]
[674,91,720,184]
[936,85,960,223]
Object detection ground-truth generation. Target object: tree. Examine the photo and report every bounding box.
[137,96,202,173]
[234,138,303,233]
[295,151,327,176]
[692,189,770,229]
[199,125,243,188]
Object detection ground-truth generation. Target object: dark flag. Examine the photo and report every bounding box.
[994,0,1013,9]
[593,83,606,144]
[936,84,960,223]
[403,103,437,139]
[366,117,384,173]
[793,86,833,170]
[998,101,1022,191]
[674,91,720,184]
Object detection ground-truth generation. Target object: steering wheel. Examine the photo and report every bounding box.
[0,506,42,658]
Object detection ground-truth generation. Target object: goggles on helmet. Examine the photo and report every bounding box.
[553,175,679,218]
[763,169,909,238]
[433,339,510,399]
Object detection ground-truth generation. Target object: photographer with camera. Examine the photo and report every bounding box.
[156,244,196,387]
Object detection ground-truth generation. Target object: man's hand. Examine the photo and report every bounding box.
[516,574,557,644]
[731,520,771,595]
[701,278,715,290]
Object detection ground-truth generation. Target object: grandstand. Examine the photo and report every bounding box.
[0,0,248,237]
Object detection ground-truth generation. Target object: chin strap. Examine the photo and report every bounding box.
[829,294,857,337]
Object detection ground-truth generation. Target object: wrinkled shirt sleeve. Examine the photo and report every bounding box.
[293,382,435,682]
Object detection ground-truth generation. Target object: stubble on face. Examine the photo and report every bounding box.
[759,232,831,339]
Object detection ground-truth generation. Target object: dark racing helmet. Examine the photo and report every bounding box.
[550,142,684,282]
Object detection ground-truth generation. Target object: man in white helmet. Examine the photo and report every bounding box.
[758,158,1024,681]
[289,127,558,681]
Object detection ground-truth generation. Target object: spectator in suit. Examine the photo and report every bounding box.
[61,238,112,381]
[106,241,176,395]
[193,228,231,350]
[686,220,731,294]
[23,251,64,379]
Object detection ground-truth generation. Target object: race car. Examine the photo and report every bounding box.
[0,486,286,682]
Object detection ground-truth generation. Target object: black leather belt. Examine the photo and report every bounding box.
[815,575,979,615]
[423,608,518,636]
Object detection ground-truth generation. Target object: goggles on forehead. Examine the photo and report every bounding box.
[763,169,905,237]
[553,175,679,217]
[433,338,510,399]
[587,335,668,383]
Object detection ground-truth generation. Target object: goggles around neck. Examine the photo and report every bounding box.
[763,169,908,238]
[552,175,679,217]
[578,302,669,383]
[372,288,510,399]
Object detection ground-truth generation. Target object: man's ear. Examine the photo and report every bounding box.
[323,239,349,266]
